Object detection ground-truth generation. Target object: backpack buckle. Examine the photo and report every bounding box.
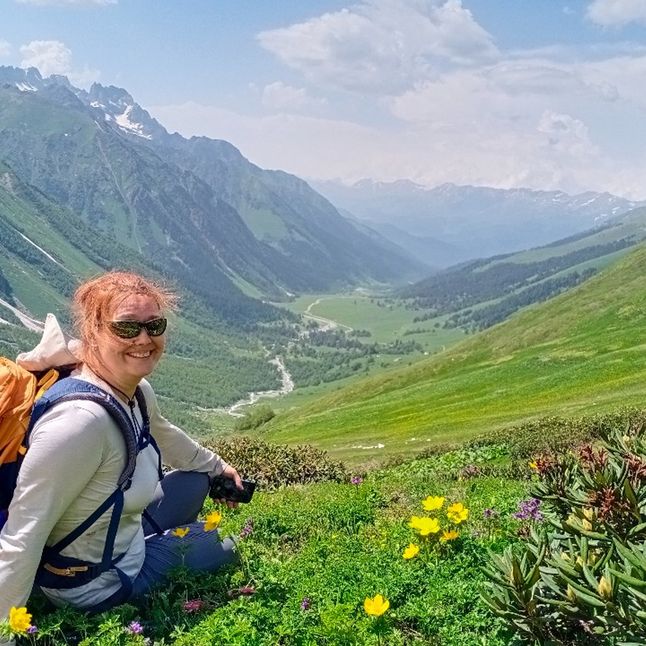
[43,563,89,577]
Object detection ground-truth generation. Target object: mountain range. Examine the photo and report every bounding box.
[313,179,645,267]
[0,66,423,326]
[398,204,646,331]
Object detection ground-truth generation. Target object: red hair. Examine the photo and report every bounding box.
[72,271,177,351]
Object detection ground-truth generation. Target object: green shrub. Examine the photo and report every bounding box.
[482,420,646,644]
[233,404,276,431]
[206,436,347,488]
[471,408,646,458]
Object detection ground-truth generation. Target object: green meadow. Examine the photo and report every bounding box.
[283,293,466,348]
[23,442,531,646]
[262,244,646,464]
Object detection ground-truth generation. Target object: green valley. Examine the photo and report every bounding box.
[261,243,646,463]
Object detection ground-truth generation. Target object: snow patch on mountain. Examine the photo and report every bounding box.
[114,105,152,140]
[17,232,67,269]
[0,297,43,332]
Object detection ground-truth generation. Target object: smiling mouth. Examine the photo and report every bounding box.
[128,351,153,358]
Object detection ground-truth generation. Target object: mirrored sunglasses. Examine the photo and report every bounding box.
[108,317,167,339]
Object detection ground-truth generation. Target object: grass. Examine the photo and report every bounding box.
[260,243,646,464]
[23,444,530,645]
[13,236,646,642]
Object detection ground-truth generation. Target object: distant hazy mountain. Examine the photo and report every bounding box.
[0,66,423,308]
[313,179,645,267]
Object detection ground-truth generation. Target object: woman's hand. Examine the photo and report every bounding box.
[216,465,244,508]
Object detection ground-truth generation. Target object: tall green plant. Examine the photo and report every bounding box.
[483,422,646,644]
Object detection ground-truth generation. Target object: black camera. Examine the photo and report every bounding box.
[209,476,256,503]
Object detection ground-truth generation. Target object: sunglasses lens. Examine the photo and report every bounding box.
[109,321,142,339]
[108,318,167,339]
[145,318,167,336]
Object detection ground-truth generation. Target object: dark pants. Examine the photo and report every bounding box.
[88,471,237,612]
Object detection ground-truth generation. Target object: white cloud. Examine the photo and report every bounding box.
[149,101,391,179]
[16,0,116,5]
[151,6,646,201]
[0,40,11,57]
[20,40,72,76]
[149,95,646,200]
[261,81,326,112]
[19,40,99,86]
[257,0,498,94]
[382,47,646,194]
[587,0,646,26]
[388,60,597,130]
[537,110,598,158]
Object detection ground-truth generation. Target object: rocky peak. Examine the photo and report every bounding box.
[0,66,44,92]
[86,82,167,141]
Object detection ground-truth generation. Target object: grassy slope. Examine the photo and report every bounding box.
[263,243,646,463]
[0,180,98,319]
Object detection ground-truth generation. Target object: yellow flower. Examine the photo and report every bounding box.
[440,529,459,542]
[598,576,613,600]
[446,502,469,524]
[408,516,441,536]
[528,461,538,471]
[422,496,445,511]
[403,543,420,559]
[8,607,32,635]
[172,527,190,538]
[364,594,390,617]
[582,507,595,522]
[203,511,222,532]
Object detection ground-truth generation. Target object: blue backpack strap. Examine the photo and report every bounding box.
[133,387,162,479]
[132,388,164,536]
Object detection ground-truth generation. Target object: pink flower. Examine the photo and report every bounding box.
[239,517,254,538]
[183,599,205,613]
[227,585,256,598]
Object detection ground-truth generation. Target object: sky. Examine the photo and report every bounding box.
[1,0,646,198]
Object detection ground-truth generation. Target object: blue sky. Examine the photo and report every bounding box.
[1,0,646,198]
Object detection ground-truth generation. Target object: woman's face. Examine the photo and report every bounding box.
[91,294,166,391]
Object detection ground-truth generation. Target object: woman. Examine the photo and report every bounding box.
[0,271,241,627]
